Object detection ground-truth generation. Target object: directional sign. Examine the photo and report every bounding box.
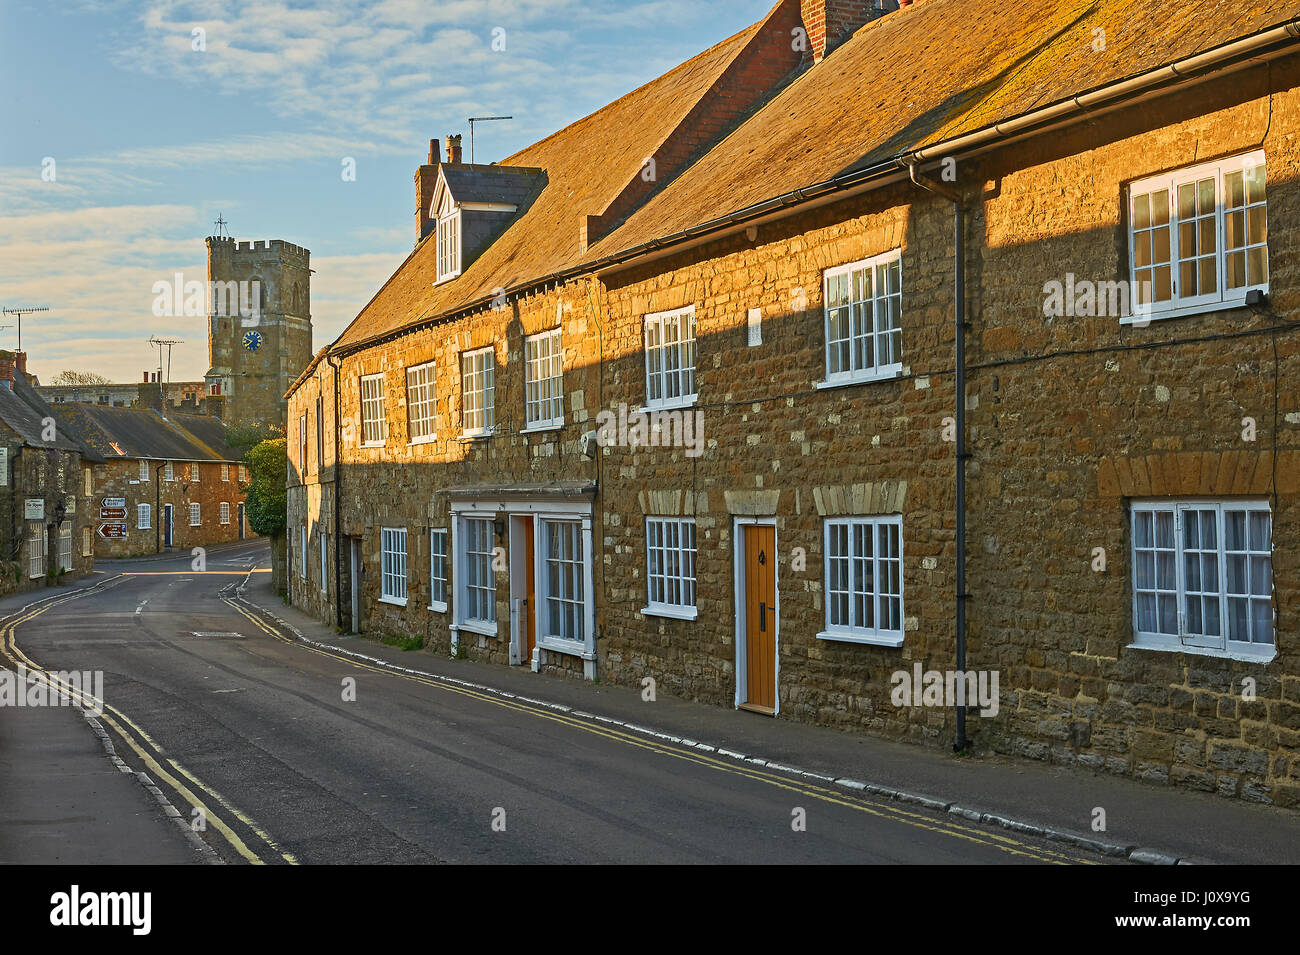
[99,507,127,520]
[98,523,128,539]
[100,497,126,509]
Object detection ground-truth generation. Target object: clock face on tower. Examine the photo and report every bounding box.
[243,330,263,351]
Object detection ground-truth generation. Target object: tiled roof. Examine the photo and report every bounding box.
[439,165,545,208]
[329,2,794,352]
[316,0,1300,367]
[588,0,1300,258]
[0,377,90,455]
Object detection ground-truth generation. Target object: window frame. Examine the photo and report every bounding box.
[1129,499,1274,660]
[455,516,497,634]
[189,502,201,526]
[818,514,905,647]
[523,329,564,431]
[139,460,149,482]
[319,528,328,593]
[1125,150,1269,324]
[429,528,449,613]
[221,463,230,482]
[643,306,697,411]
[57,525,72,572]
[220,501,231,525]
[538,518,585,643]
[27,523,44,579]
[642,516,698,620]
[460,346,496,438]
[380,527,409,606]
[359,373,387,447]
[436,210,462,283]
[405,361,438,444]
[819,249,904,388]
[138,503,151,530]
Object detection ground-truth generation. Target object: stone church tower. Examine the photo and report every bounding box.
[204,236,312,430]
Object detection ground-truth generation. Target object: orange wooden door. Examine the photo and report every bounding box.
[524,518,536,660]
[743,525,776,711]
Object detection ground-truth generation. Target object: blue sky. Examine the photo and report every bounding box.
[0,0,774,384]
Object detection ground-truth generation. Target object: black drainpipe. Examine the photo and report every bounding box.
[907,160,970,753]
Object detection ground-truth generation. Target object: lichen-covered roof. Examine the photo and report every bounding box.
[329,5,788,351]
[587,0,1300,257]
[50,403,239,463]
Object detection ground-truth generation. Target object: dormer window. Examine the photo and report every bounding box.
[437,211,461,283]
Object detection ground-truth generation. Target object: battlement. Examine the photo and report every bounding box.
[205,236,310,261]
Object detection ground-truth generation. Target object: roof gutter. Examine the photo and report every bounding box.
[324,17,1300,363]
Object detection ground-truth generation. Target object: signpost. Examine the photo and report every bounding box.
[99,507,127,520]
[97,523,128,540]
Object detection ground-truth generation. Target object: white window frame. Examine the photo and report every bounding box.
[164,462,174,482]
[436,210,462,283]
[220,502,231,525]
[82,525,92,557]
[1125,150,1268,323]
[455,516,497,633]
[643,306,696,410]
[139,460,149,482]
[222,464,230,482]
[523,329,564,430]
[820,249,903,388]
[239,465,248,482]
[642,517,697,620]
[138,503,151,530]
[406,361,437,444]
[360,373,387,447]
[189,502,201,526]
[818,515,904,646]
[460,347,495,438]
[539,519,585,643]
[299,525,307,578]
[1129,499,1274,660]
[191,462,200,482]
[380,527,408,605]
[319,529,328,593]
[429,528,449,613]
[57,525,72,572]
[27,524,44,579]
[83,467,92,496]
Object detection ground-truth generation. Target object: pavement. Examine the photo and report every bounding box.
[241,572,1300,866]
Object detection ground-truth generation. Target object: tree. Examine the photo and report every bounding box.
[49,370,112,385]
[243,438,287,592]
[226,422,282,460]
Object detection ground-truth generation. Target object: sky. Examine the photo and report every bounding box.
[0,0,774,385]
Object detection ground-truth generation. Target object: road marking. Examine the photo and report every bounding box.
[0,585,295,865]
[225,599,1092,864]
[123,571,271,576]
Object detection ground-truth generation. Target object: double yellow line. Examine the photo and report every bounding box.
[0,580,296,865]
[225,597,1095,864]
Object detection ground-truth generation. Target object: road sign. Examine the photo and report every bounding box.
[100,497,126,509]
[98,523,128,539]
[99,507,127,520]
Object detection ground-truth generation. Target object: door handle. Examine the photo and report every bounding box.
[759,602,766,632]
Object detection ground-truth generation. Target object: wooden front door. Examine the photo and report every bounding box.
[742,524,777,713]
[523,517,536,662]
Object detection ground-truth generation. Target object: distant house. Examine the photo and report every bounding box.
[0,352,98,590]
[51,403,252,557]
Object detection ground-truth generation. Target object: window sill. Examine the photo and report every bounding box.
[816,366,903,391]
[453,620,497,637]
[361,442,386,449]
[519,422,564,435]
[378,595,408,608]
[536,636,595,660]
[458,430,495,442]
[433,271,462,287]
[641,604,698,621]
[816,629,904,648]
[408,435,438,446]
[428,601,448,614]
[1125,639,1275,664]
[1120,292,1264,325]
[638,398,698,414]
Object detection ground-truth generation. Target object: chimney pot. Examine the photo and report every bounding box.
[429,138,441,165]
[445,134,463,164]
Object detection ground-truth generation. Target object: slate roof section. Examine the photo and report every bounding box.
[49,404,239,463]
[439,165,545,208]
[0,377,91,455]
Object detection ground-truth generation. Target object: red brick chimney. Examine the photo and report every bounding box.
[800,0,889,63]
[415,138,442,245]
[0,351,19,390]
[445,134,463,165]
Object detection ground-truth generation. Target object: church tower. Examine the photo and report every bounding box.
[205,235,312,430]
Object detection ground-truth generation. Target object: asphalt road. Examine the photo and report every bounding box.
[5,542,1105,864]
